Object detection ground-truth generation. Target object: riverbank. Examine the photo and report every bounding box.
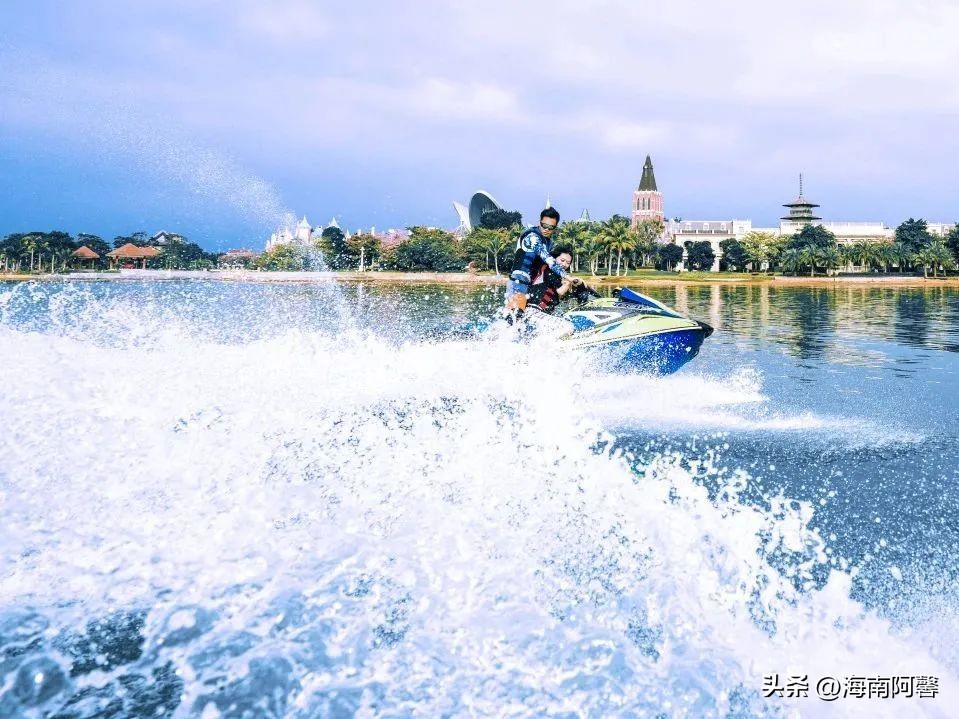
[3,269,958,288]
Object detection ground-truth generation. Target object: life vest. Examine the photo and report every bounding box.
[509,227,552,283]
[528,264,565,313]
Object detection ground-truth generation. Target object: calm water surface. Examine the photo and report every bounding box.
[1,279,957,718]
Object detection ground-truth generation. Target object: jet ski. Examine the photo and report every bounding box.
[524,286,713,375]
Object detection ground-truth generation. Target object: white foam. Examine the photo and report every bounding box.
[0,284,954,717]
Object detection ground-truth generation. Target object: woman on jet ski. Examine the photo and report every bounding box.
[528,247,587,313]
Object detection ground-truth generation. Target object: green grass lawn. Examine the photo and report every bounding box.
[569,269,774,282]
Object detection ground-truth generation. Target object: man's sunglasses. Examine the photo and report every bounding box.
[540,223,558,231]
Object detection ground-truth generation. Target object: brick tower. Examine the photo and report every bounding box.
[631,155,665,228]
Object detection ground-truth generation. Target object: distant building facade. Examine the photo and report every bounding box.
[266,216,335,250]
[151,230,183,245]
[637,161,954,271]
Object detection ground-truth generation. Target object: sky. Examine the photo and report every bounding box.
[1,0,957,251]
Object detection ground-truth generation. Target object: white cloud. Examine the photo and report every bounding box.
[448,0,959,111]
[3,0,958,229]
[598,120,668,150]
[408,79,521,122]
[233,0,329,43]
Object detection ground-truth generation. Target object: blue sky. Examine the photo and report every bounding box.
[1,0,957,250]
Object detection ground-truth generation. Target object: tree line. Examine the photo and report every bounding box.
[253,213,679,274]
[717,219,959,277]
[257,215,959,277]
[0,231,221,272]
[7,218,958,277]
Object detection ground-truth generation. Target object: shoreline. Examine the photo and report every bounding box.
[2,269,958,289]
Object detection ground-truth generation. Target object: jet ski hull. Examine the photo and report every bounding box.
[564,324,707,374]
[556,289,711,375]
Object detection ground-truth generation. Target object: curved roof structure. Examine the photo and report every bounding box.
[468,190,503,230]
[452,201,470,231]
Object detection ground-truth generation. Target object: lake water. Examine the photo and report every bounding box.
[1,279,957,718]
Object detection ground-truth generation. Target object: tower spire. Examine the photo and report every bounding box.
[638,155,658,192]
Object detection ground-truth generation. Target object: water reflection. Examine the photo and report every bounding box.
[339,281,959,371]
[4,278,958,365]
[894,290,930,349]
[610,283,959,366]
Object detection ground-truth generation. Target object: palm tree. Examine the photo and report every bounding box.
[889,242,914,273]
[798,244,818,277]
[612,228,637,275]
[818,246,843,276]
[779,248,801,276]
[469,228,511,275]
[916,248,934,278]
[53,232,79,273]
[848,241,873,271]
[838,244,855,272]
[598,218,633,276]
[561,222,587,272]
[873,241,894,272]
[923,241,954,278]
[935,243,956,277]
[21,234,40,273]
[580,233,601,275]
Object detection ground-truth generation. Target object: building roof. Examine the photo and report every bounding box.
[780,197,822,222]
[468,190,503,229]
[71,245,100,259]
[107,243,162,258]
[150,230,181,245]
[783,196,821,208]
[297,216,311,228]
[638,155,658,192]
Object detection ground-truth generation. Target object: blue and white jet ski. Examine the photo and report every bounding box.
[524,287,713,375]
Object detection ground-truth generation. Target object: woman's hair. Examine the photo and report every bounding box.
[551,246,573,258]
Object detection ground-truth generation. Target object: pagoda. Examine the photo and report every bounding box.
[781,174,821,225]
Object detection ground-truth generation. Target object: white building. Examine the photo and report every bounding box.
[266,216,347,250]
[804,221,893,245]
[665,219,764,271]
[659,173,954,271]
[266,216,313,250]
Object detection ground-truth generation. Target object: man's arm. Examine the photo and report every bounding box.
[534,241,568,279]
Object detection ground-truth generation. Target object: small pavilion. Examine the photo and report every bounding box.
[70,245,100,269]
[106,244,162,269]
